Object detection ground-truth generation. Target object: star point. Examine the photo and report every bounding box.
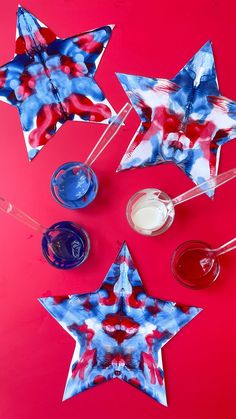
[39,243,201,405]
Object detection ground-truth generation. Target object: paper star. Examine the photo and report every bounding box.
[0,5,116,160]
[39,243,201,405]
[116,42,236,196]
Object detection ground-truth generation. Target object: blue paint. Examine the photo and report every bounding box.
[51,162,98,209]
[42,221,90,269]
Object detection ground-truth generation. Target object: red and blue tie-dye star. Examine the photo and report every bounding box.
[39,243,201,405]
[116,42,236,197]
[0,6,116,160]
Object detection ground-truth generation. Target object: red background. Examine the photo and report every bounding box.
[0,1,235,418]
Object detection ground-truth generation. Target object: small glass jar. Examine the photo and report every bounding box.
[42,221,90,269]
[51,162,98,209]
[126,188,175,236]
[171,240,220,289]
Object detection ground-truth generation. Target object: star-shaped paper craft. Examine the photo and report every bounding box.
[0,5,116,160]
[116,42,236,197]
[39,243,201,405]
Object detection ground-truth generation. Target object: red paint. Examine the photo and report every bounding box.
[132,104,218,162]
[175,304,190,314]
[99,283,118,306]
[146,303,160,316]
[29,103,62,147]
[128,285,145,308]
[18,72,36,100]
[78,34,103,54]
[128,378,141,387]
[15,36,27,54]
[0,70,6,88]
[60,55,84,77]
[111,353,125,368]
[69,323,95,345]
[71,348,96,379]
[146,330,166,349]
[15,28,56,55]
[173,248,219,289]
[212,128,232,145]
[102,313,139,343]
[53,296,68,304]
[65,94,112,121]
[141,352,163,385]
[82,299,93,311]
[39,27,57,44]
[116,254,135,267]
[29,94,112,148]
[93,375,106,385]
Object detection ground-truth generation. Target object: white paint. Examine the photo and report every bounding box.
[121,126,154,166]
[132,202,167,231]
[135,85,169,109]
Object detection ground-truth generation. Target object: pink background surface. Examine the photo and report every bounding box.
[0,1,235,418]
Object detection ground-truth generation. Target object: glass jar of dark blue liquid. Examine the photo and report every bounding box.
[42,221,90,269]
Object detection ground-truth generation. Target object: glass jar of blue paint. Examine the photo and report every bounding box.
[42,221,90,269]
[51,162,98,209]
